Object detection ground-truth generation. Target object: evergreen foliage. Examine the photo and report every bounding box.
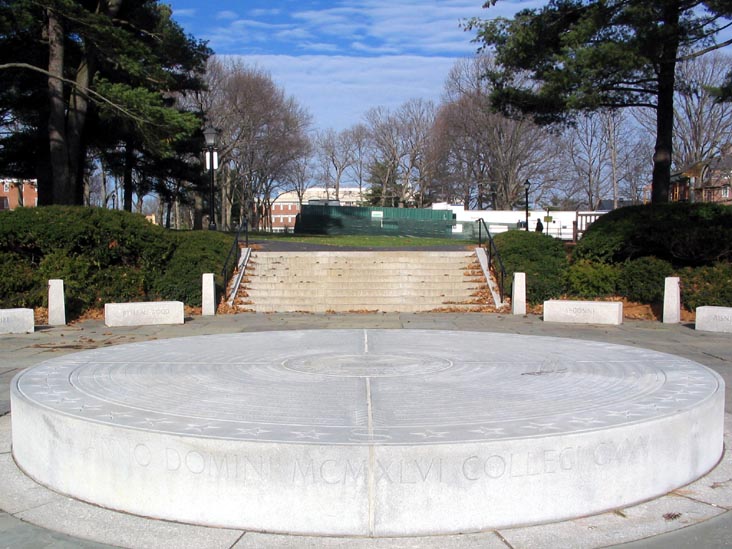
[492,230,569,304]
[0,0,211,205]
[468,0,732,202]
[617,257,675,304]
[573,203,732,266]
[680,263,732,310]
[565,260,620,298]
[0,207,231,316]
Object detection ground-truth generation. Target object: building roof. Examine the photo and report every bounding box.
[273,187,365,205]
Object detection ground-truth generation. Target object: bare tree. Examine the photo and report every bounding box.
[199,58,312,230]
[562,113,612,210]
[364,107,402,206]
[281,154,316,207]
[674,53,732,168]
[633,53,732,170]
[316,128,356,201]
[433,56,555,210]
[347,124,370,203]
[394,98,436,207]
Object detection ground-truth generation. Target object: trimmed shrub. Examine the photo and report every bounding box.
[680,263,732,310]
[574,203,732,266]
[565,260,620,298]
[0,251,42,308]
[0,207,232,317]
[617,257,675,304]
[150,231,232,306]
[493,230,569,304]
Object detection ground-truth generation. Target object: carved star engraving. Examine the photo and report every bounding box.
[568,416,604,426]
[410,430,449,439]
[604,410,643,418]
[235,427,271,437]
[521,422,560,432]
[469,426,506,436]
[291,429,328,440]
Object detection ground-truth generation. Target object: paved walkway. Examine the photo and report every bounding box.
[1,312,731,548]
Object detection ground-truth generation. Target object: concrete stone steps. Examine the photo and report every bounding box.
[239,303,485,313]
[246,281,481,289]
[244,289,480,298]
[248,275,476,283]
[236,251,488,313]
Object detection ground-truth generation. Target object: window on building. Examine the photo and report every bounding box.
[723,186,730,199]
[3,182,9,193]
[0,197,8,210]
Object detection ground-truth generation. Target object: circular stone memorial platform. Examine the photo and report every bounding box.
[11,330,725,536]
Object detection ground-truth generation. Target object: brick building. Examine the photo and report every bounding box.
[270,187,364,232]
[670,148,732,205]
[0,179,38,211]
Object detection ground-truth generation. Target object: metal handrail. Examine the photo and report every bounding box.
[221,218,248,283]
[476,218,507,302]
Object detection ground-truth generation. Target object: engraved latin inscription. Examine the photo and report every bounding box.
[80,435,650,487]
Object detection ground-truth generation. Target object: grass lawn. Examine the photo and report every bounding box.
[245,232,476,248]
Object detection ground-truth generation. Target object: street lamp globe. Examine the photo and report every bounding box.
[203,125,218,148]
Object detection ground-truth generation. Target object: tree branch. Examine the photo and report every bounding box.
[0,62,158,127]
[678,36,732,61]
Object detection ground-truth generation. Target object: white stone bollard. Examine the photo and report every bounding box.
[663,277,681,324]
[512,272,527,315]
[202,273,216,316]
[48,279,66,326]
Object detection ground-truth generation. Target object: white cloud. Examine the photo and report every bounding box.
[171,8,196,18]
[216,10,238,21]
[226,54,465,131]
[184,1,545,131]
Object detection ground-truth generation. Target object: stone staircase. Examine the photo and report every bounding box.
[233,251,491,313]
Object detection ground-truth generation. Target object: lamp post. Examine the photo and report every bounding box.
[524,179,530,231]
[203,125,218,231]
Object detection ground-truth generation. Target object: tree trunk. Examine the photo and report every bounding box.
[193,193,203,230]
[47,7,73,205]
[652,66,675,204]
[651,3,680,204]
[164,199,171,228]
[123,142,134,211]
[67,57,92,205]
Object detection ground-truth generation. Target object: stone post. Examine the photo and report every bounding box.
[663,277,680,324]
[48,279,66,326]
[512,272,527,315]
[202,273,216,316]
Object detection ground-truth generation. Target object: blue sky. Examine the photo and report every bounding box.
[167,1,536,130]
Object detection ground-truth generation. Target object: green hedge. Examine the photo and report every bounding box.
[0,206,232,316]
[680,263,732,310]
[618,257,675,304]
[493,231,569,304]
[565,260,620,298]
[574,203,732,266]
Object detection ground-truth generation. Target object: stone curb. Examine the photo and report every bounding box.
[0,412,731,548]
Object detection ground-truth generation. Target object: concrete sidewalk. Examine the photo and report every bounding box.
[1,312,731,548]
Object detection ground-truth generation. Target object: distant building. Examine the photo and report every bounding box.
[670,147,732,205]
[269,187,364,232]
[0,179,38,211]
